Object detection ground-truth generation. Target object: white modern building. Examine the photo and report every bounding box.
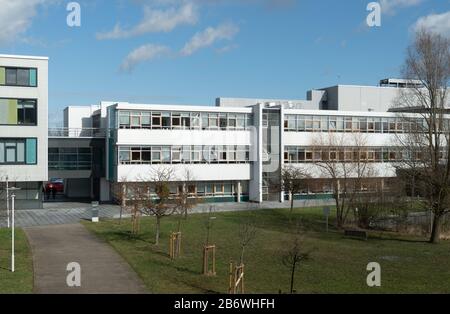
[59,79,428,204]
[0,54,49,209]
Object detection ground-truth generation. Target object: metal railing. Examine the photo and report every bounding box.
[48,128,106,138]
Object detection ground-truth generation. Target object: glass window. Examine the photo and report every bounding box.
[236,114,245,129]
[171,113,181,128]
[209,114,218,128]
[17,69,29,86]
[162,147,171,162]
[142,112,151,128]
[172,146,181,162]
[181,113,190,129]
[162,112,171,129]
[182,146,191,162]
[219,114,227,129]
[202,113,209,129]
[214,184,223,194]
[17,100,37,125]
[152,147,161,162]
[152,113,161,128]
[119,111,130,127]
[131,115,140,128]
[16,142,25,162]
[192,113,201,128]
[224,184,233,195]
[142,148,151,162]
[5,69,17,85]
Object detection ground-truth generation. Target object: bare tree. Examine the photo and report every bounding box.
[175,169,200,232]
[312,133,378,228]
[140,167,178,245]
[393,29,450,243]
[281,222,311,294]
[281,166,310,214]
[238,217,258,265]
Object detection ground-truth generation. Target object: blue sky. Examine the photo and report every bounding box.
[0,0,449,126]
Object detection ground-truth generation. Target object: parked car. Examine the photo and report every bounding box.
[45,178,64,193]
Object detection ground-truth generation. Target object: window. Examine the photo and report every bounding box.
[192,113,201,129]
[236,114,245,129]
[17,69,30,86]
[172,146,182,163]
[152,113,161,129]
[0,138,36,165]
[17,100,37,125]
[142,112,151,128]
[219,114,227,130]
[0,67,37,87]
[181,113,190,129]
[0,98,37,125]
[209,114,218,129]
[171,113,181,128]
[152,147,161,162]
[119,111,130,128]
[5,69,17,85]
[162,112,171,129]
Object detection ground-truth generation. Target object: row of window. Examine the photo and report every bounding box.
[117,110,253,130]
[118,145,251,165]
[48,147,92,170]
[284,146,433,163]
[284,115,430,134]
[125,181,249,198]
[0,98,37,125]
[0,67,37,87]
[0,138,37,165]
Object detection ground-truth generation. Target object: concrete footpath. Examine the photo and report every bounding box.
[24,223,147,294]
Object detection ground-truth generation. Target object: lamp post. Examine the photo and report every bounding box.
[9,187,21,273]
[11,193,15,272]
[6,176,9,228]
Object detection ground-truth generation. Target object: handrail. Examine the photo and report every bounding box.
[48,128,106,138]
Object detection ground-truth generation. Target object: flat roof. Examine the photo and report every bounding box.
[0,54,49,60]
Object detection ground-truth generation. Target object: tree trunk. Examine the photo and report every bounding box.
[290,196,294,215]
[290,260,297,294]
[430,213,443,244]
[155,217,161,245]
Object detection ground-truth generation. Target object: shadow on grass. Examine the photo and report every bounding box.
[368,234,428,244]
[147,258,200,276]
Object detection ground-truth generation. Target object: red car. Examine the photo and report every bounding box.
[45,178,64,193]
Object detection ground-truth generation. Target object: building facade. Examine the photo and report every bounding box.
[60,79,422,204]
[0,55,48,209]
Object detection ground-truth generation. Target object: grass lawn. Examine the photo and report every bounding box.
[0,228,34,293]
[83,207,450,294]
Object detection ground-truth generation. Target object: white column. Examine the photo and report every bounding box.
[236,181,241,203]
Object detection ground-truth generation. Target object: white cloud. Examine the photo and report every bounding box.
[181,22,239,56]
[413,11,450,37]
[0,0,51,45]
[120,44,171,72]
[379,0,424,15]
[97,2,198,40]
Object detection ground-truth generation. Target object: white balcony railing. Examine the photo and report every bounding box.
[48,128,106,138]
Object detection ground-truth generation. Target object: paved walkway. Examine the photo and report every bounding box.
[24,223,148,294]
[0,199,335,228]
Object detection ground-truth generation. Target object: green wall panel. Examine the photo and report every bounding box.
[0,67,5,85]
[7,99,17,124]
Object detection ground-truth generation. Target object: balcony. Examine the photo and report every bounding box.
[48,128,106,138]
